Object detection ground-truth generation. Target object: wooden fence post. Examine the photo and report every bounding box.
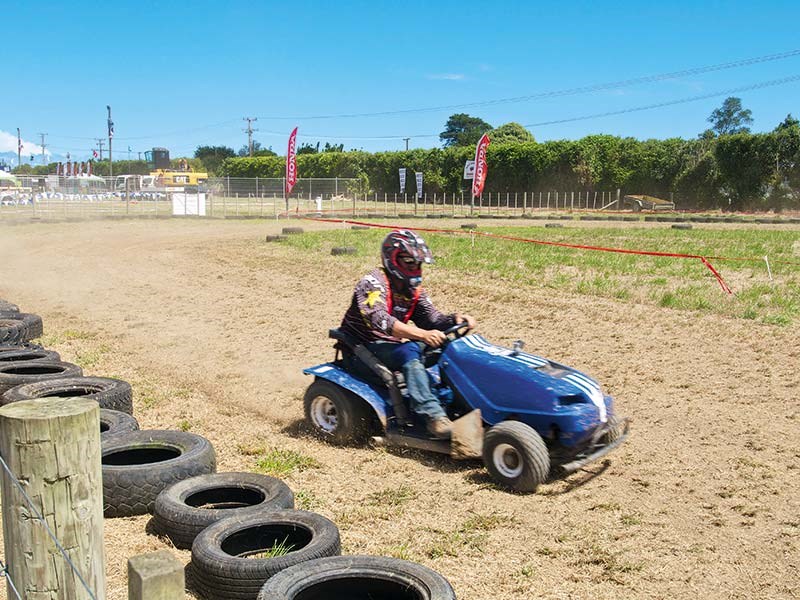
[0,397,106,600]
[128,550,184,600]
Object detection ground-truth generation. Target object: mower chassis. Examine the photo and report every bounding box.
[558,418,630,473]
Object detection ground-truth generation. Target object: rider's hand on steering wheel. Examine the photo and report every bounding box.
[421,329,447,348]
[455,313,477,331]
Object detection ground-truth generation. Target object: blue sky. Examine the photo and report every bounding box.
[3,0,800,162]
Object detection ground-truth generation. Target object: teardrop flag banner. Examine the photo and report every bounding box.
[286,127,298,196]
[471,133,490,198]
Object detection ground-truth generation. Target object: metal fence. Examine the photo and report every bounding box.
[1,175,624,221]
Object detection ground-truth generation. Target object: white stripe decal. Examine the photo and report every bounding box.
[565,374,607,422]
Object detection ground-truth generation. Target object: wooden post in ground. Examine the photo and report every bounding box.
[0,397,106,600]
[128,550,185,600]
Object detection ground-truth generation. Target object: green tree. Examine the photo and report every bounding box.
[237,141,276,157]
[297,142,319,155]
[439,113,492,147]
[490,122,535,144]
[707,97,753,136]
[194,145,235,175]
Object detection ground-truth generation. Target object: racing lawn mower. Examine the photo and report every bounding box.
[303,323,629,492]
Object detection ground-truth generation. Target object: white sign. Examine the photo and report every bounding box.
[415,172,423,198]
[463,160,475,179]
[399,168,407,194]
[172,192,206,216]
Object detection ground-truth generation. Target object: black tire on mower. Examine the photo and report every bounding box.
[0,301,19,313]
[0,319,28,345]
[102,430,216,518]
[0,312,43,340]
[257,555,457,600]
[1,376,133,414]
[482,421,550,493]
[303,379,374,445]
[153,472,295,549]
[0,348,60,364]
[99,409,139,437]
[0,361,83,396]
[189,509,341,600]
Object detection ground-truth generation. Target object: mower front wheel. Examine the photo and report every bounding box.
[304,380,373,445]
[482,421,550,493]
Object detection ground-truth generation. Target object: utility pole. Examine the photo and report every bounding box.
[243,117,258,156]
[96,139,105,161]
[38,133,47,165]
[138,151,142,161]
[16,128,21,168]
[403,137,410,151]
[107,105,114,179]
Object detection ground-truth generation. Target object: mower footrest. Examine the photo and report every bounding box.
[382,431,451,455]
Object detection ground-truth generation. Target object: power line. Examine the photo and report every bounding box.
[253,48,800,120]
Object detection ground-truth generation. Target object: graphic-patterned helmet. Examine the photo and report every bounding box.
[381,229,433,289]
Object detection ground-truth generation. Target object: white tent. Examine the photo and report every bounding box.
[0,171,20,186]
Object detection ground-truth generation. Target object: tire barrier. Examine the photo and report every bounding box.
[282,227,304,235]
[672,223,693,230]
[190,510,341,600]
[0,300,19,313]
[265,235,287,242]
[0,342,44,354]
[99,409,139,437]
[0,348,60,364]
[102,430,217,518]
[351,225,370,230]
[1,376,134,414]
[0,312,43,340]
[331,247,357,256]
[0,319,30,345]
[152,472,295,549]
[0,361,83,396]
[257,555,457,600]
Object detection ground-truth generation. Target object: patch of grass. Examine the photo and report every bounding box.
[254,448,321,477]
[383,542,415,561]
[177,419,191,432]
[248,536,295,559]
[621,513,642,526]
[295,490,320,511]
[285,225,800,324]
[74,344,109,369]
[426,512,515,559]
[39,329,95,346]
[367,485,418,507]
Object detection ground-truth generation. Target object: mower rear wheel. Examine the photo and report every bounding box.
[304,380,373,445]
[482,421,550,493]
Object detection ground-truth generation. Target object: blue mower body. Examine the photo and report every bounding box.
[304,333,619,453]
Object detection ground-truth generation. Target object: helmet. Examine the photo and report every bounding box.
[381,229,433,289]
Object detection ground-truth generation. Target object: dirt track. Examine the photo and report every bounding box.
[0,218,798,600]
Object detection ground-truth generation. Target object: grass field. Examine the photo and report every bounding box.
[285,224,800,325]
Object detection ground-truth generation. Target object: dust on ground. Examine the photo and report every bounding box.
[0,218,798,600]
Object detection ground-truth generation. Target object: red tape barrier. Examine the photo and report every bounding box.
[298,215,800,294]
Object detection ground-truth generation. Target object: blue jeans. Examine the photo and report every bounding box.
[365,341,446,420]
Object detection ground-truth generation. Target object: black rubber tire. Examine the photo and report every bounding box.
[0,376,133,414]
[190,510,341,600]
[672,223,693,230]
[265,235,287,242]
[0,349,60,363]
[0,301,19,313]
[331,247,357,256]
[544,223,563,228]
[102,430,217,518]
[257,555,457,600]
[482,421,550,493]
[0,342,45,356]
[0,361,83,396]
[99,409,139,437]
[0,312,43,339]
[304,379,373,445]
[0,319,29,344]
[461,223,478,229]
[350,225,370,230]
[153,472,295,549]
[282,227,304,234]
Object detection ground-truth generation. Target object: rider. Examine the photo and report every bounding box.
[340,229,476,438]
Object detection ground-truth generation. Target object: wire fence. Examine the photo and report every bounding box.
[0,178,626,221]
[0,452,98,600]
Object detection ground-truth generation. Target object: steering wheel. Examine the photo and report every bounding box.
[421,321,472,362]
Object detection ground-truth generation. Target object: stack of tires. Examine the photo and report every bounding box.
[0,298,456,599]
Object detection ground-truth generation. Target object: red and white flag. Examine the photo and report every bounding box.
[471,133,490,198]
[285,127,298,196]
